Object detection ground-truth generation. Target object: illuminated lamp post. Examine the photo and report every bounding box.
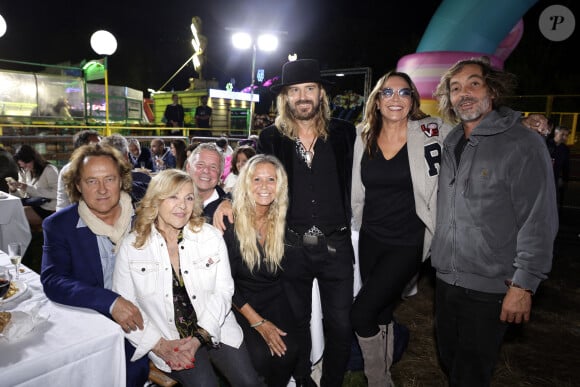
[0,14,7,38]
[90,30,117,136]
[231,31,278,136]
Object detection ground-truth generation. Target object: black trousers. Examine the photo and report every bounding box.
[351,228,423,337]
[283,228,354,387]
[435,278,508,387]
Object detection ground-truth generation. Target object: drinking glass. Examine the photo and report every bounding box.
[8,242,22,281]
[0,266,11,299]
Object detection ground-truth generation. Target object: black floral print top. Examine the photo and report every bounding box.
[172,229,198,339]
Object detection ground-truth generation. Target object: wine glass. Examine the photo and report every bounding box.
[0,266,11,299]
[8,242,22,281]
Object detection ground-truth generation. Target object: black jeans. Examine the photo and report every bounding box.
[351,228,423,337]
[168,342,264,387]
[283,227,354,387]
[435,278,508,387]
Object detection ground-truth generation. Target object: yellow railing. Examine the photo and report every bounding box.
[0,123,243,167]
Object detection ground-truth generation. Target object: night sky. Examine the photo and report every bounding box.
[0,0,577,96]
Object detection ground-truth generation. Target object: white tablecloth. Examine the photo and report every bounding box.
[0,193,32,254]
[0,251,127,387]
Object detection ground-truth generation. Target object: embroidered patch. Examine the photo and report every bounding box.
[420,122,440,137]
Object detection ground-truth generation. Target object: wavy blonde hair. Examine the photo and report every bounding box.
[132,169,205,249]
[273,84,331,141]
[232,154,288,273]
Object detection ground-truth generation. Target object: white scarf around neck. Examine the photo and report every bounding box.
[78,191,133,247]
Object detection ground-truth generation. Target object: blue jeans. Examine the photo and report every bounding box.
[435,278,508,387]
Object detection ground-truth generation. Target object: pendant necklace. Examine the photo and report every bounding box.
[302,137,317,167]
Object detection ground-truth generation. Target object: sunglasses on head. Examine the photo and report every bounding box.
[379,88,413,98]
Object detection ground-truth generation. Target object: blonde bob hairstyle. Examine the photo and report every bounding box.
[132,169,205,249]
[231,154,288,273]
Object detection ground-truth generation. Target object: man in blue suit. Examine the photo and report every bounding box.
[41,143,149,387]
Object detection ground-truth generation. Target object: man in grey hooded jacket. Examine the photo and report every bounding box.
[430,57,558,387]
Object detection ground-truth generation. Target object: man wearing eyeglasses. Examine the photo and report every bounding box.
[185,142,228,223]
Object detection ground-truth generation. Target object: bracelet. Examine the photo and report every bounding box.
[505,279,533,295]
[193,331,207,346]
[250,319,267,328]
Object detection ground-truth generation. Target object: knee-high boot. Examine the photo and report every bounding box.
[380,322,395,386]
[356,322,394,387]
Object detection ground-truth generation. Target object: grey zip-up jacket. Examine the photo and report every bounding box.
[431,107,558,294]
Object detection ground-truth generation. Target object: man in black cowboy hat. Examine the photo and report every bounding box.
[215,58,356,387]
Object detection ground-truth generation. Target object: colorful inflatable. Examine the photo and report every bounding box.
[397,0,539,115]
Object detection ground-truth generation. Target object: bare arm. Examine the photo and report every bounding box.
[237,303,287,357]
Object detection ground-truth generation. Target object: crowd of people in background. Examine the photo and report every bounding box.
[0,56,572,387]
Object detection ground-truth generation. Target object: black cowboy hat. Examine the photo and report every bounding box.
[270,59,334,94]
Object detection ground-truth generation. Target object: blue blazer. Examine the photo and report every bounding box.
[40,204,119,318]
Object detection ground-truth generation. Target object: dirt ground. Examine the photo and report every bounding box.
[385,209,580,387]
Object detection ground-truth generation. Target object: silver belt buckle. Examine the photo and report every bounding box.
[303,226,324,245]
[303,234,319,246]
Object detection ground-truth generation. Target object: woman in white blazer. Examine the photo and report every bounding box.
[350,71,451,386]
[113,169,263,387]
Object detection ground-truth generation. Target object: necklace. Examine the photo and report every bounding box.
[255,219,266,241]
[301,137,317,167]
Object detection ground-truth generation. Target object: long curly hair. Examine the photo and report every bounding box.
[231,154,288,273]
[63,143,132,204]
[273,84,332,141]
[434,56,517,124]
[360,71,428,156]
[132,169,205,249]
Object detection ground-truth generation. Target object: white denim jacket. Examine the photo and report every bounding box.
[113,223,242,372]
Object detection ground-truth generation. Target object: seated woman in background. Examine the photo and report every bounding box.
[223,154,303,386]
[170,139,188,170]
[9,144,59,228]
[113,169,263,387]
[222,145,256,193]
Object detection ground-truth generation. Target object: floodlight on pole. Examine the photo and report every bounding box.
[231,31,279,136]
[90,30,117,136]
[0,14,7,38]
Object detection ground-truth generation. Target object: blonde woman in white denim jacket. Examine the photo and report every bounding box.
[113,169,263,387]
